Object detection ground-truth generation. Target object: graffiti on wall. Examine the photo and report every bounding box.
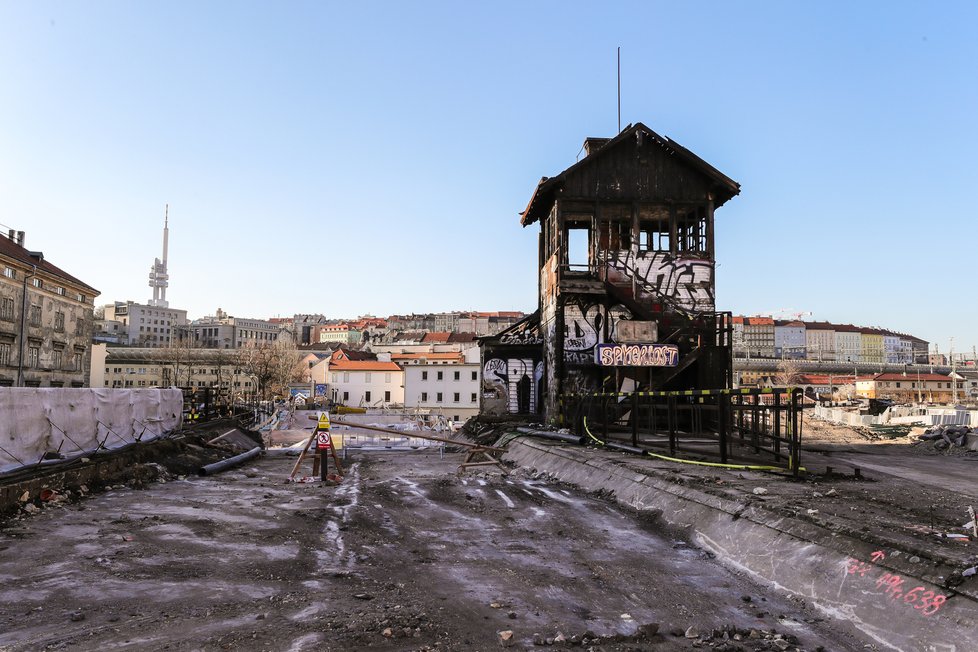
[596,343,679,367]
[498,320,543,346]
[605,251,714,314]
[563,302,633,365]
[482,357,541,414]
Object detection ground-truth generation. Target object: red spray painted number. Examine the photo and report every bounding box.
[844,552,949,617]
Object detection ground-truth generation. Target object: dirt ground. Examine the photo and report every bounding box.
[0,449,874,652]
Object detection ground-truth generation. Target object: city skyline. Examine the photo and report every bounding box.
[2,2,975,351]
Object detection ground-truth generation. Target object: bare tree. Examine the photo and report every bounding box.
[156,336,203,387]
[238,339,303,400]
[834,384,856,401]
[774,359,802,387]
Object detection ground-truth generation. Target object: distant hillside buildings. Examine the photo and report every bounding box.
[732,317,928,364]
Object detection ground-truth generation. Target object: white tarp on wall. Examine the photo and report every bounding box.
[0,388,183,474]
[814,404,978,429]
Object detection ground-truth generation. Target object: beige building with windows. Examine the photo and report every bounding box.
[0,230,99,387]
[93,346,259,397]
[187,308,288,349]
[103,300,188,347]
[855,373,955,403]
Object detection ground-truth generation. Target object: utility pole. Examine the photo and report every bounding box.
[950,337,957,404]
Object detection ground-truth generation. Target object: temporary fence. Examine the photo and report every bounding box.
[561,387,803,474]
[0,388,183,476]
[815,405,978,429]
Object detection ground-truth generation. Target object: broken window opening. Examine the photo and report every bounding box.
[566,226,590,272]
[638,219,671,253]
[676,208,708,254]
[598,220,632,252]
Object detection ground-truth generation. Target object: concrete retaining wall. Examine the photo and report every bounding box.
[504,438,978,652]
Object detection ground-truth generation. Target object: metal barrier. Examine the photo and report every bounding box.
[337,430,445,459]
[562,387,803,474]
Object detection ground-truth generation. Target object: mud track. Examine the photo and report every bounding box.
[0,451,872,651]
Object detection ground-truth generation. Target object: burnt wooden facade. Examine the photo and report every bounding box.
[519,123,740,420]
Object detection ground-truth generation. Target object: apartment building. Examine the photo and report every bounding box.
[102,301,188,348]
[774,321,806,359]
[93,345,258,395]
[805,322,837,362]
[399,348,481,423]
[743,317,775,358]
[0,230,100,387]
[186,308,286,348]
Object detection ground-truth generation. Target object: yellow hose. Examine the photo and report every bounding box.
[583,416,804,472]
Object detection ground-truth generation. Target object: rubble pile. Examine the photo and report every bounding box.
[916,424,976,450]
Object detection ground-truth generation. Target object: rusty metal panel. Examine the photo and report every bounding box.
[616,320,658,343]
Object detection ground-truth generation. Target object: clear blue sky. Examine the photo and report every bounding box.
[1,2,975,353]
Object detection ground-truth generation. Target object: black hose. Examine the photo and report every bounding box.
[198,446,262,476]
[515,427,587,446]
[602,440,646,455]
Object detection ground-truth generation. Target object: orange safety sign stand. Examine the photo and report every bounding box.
[289,412,344,483]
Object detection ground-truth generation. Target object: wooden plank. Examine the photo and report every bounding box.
[329,418,506,452]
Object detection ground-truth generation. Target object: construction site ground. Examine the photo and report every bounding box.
[1,414,977,651]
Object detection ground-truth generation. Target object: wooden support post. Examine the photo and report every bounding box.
[718,394,728,464]
[631,391,639,447]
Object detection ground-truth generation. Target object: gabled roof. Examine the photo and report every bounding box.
[520,122,741,226]
[329,359,402,372]
[391,352,463,363]
[866,373,951,382]
[332,348,374,361]
[0,234,99,294]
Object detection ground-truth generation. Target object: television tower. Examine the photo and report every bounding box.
[148,205,170,308]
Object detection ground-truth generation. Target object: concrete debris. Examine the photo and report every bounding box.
[18,491,29,502]
[685,626,699,638]
[752,487,769,496]
[825,488,837,497]
[497,629,515,647]
[918,424,975,449]
[962,566,977,578]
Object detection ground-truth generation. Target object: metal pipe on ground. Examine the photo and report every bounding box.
[198,447,262,476]
[515,428,587,446]
[602,440,647,455]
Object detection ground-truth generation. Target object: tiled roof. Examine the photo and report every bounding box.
[869,373,951,382]
[422,332,451,343]
[0,234,99,294]
[329,359,402,372]
[391,352,463,362]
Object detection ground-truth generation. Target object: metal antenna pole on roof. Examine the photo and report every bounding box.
[617,47,621,133]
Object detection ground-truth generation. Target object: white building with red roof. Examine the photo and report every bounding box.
[327,349,403,407]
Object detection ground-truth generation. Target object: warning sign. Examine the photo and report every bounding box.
[317,431,333,449]
[317,412,331,431]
